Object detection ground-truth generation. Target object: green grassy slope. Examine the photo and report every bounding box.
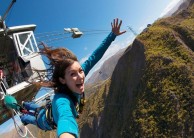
[125,6,194,137]
[79,4,194,138]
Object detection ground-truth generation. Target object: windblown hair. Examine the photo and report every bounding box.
[37,42,78,98]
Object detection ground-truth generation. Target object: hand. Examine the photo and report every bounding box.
[111,18,126,36]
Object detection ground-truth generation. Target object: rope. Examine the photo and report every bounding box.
[11,109,28,137]
[11,109,36,138]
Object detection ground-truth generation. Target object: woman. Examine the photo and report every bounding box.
[21,18,126,138]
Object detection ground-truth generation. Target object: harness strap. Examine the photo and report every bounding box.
[76,93,86,118]
[34,106,44,129]
[79,93,86,113]
[35,106,44,117]
[45,103,57,129]
[35,93,86,130]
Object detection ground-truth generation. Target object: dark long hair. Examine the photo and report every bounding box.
[37,42,79,104]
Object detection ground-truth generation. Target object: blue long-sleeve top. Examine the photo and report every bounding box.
[52,32,116,138]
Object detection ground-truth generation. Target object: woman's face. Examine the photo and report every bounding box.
[60,61,85,94]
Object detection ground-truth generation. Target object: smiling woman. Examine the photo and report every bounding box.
[0,0,184,136]
[59,61,85,93]
[4,18,126,138]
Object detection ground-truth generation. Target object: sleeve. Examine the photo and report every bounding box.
[81,32,117,76]
[55,96,78,138]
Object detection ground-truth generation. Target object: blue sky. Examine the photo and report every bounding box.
[0,0,182,134]
[0,0,183,79]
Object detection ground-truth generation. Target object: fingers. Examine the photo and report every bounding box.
[113,19,115,28]
[111,18,126,36]
[119,30,127,35]
[112,18,122,28]
[118,19,122,28]
[115,18,118,27]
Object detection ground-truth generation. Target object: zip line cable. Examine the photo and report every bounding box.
[35,29,110,39]
[82,31,110,35]
[35,31,113,45]
[35,29,133,45]
[35,29,110,42]
[35,26,135,39]
[34,25,137,45]
[35,29,109,35]
[35,31,71,39]
[38,36,71,45]
[35,30,64,36]
[81,29,110,32]
[127,26,137,36]
[35,32,69,39]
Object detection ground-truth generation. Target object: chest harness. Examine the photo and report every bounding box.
[36,93,85,130]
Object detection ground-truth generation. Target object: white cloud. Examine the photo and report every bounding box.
[160,0,183,17]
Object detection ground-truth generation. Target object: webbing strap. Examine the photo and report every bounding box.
[35,105,56,130]
[45,103,57,129]
[35,107,44,129]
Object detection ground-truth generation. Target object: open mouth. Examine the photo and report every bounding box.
[76,83,84,88]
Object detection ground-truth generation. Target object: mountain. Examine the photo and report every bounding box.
[86,48,126,85]
[172,0,194,16]
[78,2,194,138]
[163,0,194,18]
[85,48,126,98]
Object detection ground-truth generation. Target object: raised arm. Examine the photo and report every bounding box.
[81,18,126,76]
